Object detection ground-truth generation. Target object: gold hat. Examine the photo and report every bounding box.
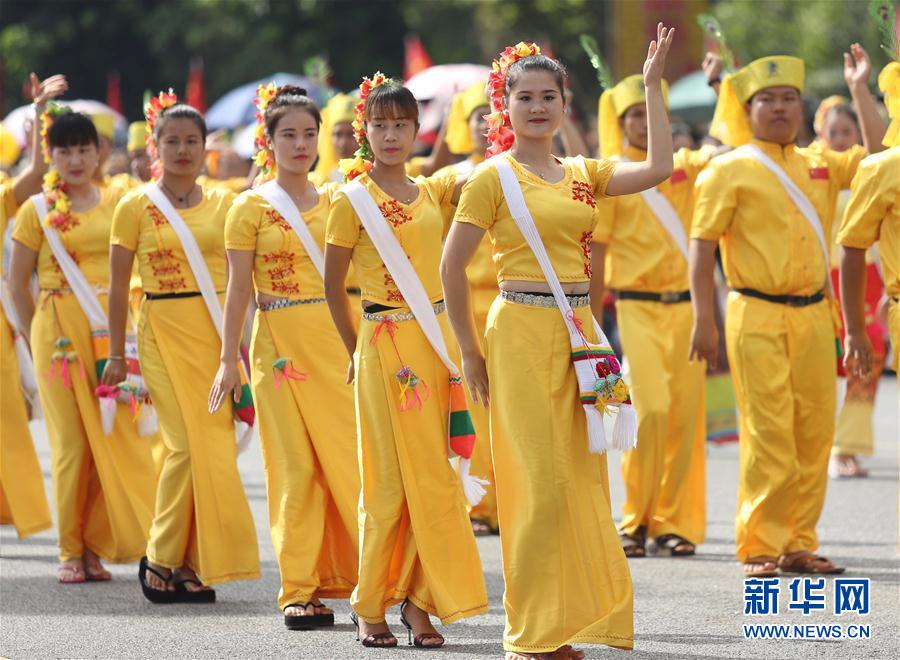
[314,92,358,180]
[90,113,115,141]
[445,82,489,155]
[878,62,900,147]
[710,55,804,146]
[598,74,669,158]
[127,121,149,152]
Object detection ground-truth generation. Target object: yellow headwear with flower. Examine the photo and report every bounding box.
[252,82,279,183]
[127,121,148,152]
[598,74,670,158]
[710,55,805,146]
[90,113,115,142]
[878,62,900,147]
[313,92,358,181]
[445,82,489,155]
[813,95,848,137]
[485,42,542,157]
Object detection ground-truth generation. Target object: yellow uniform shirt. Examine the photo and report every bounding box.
[692,139,864,296]
[325,170,456,306]
[836,147,900,298]
[96,172,141,192]
[594,145,715,292]
[1,176,20,279]
[13,187,122,289]
[197,174,249,194]
[455,154,616,285]
[111,187,234,294]
[225,183,338,300]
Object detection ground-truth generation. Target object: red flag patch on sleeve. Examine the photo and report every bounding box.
[669,169,688,184]
[809,167,829,180]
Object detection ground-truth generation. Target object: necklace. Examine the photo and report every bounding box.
[518,157,556,181]
[161,181,197,205]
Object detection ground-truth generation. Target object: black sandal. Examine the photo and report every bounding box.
[138,556,177,604]
[350,612,398,647]
[650,534,696,557]
[399,599,445,648]
[284,602,334,630]
[173,576,216,603]
[620,526,647,558]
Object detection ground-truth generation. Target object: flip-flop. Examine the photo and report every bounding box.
[743,557,778,578]
[284,602,334,630]
[174,577,216,603]
[138,556,177,603]
[778,553,845,575]
[650,534,696,557]
[58,563,86,584]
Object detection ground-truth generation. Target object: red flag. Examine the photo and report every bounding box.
[186,57,206,113]
[403,34,433,80]
[106,71,122,114]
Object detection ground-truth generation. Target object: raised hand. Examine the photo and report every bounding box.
[30,73,68,107]
[702,52,724,83]
[643,22,675,88]
[843,43,872,90]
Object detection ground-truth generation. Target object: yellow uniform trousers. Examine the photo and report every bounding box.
[352,309,488,625]
[725,292,836,561]
[616,300,706,544]
[465,286,498,530]
[129,286,167,476]
[0,310,52,538]
[31,291,156,562]
[139,296,259,585]
[486,298,633,653]
[890,299,900,373]
[250,302,359,609]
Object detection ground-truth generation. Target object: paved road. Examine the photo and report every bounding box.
[2,378,897,659]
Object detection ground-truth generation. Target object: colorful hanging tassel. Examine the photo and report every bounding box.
[47,337,82,389]
[95,384,119,436]
[396,365,429,411]
[448,376,476,458]
[272,357,308,389]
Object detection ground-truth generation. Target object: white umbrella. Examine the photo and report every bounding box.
[405,64,490,134]
[3,100,127,148]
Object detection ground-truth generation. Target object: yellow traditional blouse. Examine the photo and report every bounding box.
[110,187,234,294]
[13,187,122,289]
[454,154,616,284]
[325,170,456,306]
[225,183,338,300]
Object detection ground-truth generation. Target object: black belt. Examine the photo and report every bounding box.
[363,299,444,314]
[615,289,691,304]
[144,291,203,300]
[735,288,825,307]
[346,287,361,296]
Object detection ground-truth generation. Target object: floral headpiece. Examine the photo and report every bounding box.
[252,82,279,182]
[485,42,541,157]
[339,72,390,181]
[144,89,178,180]
[39,103,77,231]
[39,102,71,164]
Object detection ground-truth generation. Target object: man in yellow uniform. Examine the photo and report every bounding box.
[689,51,884,577]
[593,75,713,557]
[840,62,900,383]
[126,120,151,182]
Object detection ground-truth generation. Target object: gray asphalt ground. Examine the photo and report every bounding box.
[1,377,897,659]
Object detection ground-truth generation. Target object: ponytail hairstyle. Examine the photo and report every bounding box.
[253,83,322,183]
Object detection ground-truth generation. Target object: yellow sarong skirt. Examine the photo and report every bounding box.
[726,292,836,561]
[466,286,498,529]
[485,297,634,653]
[30,291,156,562]
[139,296,259,585]
[616,299,706,544]
[250,302,360,609]
[0,310,52,538]
[351,309,488,625]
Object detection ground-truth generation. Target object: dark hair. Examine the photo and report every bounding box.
[505,55,567,97]
[265,85,322,135]
[48,112,99,149]
[824,103,859,128]
[364,81,419,124]
[154,104,207,142]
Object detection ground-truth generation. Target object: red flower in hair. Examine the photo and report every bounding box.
[485,42,541,157]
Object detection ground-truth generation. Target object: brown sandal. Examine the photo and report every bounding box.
[743,556,778,577]
[350,612,398,648]
[778,552,845,575]
[620,526,646,558]
[651,534,696,557]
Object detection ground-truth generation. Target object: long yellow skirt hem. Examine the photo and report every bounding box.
[504,634,634,653]
[357,594,488,626]
[5,520,53,539]
[144,555,262,588]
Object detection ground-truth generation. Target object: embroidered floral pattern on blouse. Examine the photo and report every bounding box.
[271,281,300,295]
[267,263,296,281]
[148,248,175,262]
[579,230,593,277]
[265,209,292,233]
[152,263,181,276]
[148,205,167,227]
[48,214,80,233]
[159,277,187,291]
[387,289,405,302]
[379,200,413,228]
[263,250,294,264]
[572,181,596,208]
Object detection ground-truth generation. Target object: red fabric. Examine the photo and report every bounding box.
[809,167,829,180]
[831,263,887,376]
[185,57,207,113]
[670,168,688,184]
[106,72,122,114]
[403,34,432,80]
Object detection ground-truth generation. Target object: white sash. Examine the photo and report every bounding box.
[253,180,325,279]
[492,154,636,452]
[32,194,108,330]
[340,180,459,376]
[620,155,688,259]
[740,144,831,290]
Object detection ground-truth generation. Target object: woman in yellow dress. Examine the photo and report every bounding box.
[8,110,156,583]
[442,27,675,659]
[103,98,259,603]
[324,75,487,649]
[208,84,359,628]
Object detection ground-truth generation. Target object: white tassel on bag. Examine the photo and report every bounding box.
[98,398,117,436]
[459,457,489,507]
[137,403,158,437]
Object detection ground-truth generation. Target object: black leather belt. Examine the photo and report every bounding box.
[735,288,825,307]
[615,289,691,304]
[346,287,361,296]
[363,299,444,314]
[144,291,203,300]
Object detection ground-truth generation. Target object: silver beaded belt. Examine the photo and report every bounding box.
[258,297,326,312]
[362,300,446,323]
[500,290,590,308]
